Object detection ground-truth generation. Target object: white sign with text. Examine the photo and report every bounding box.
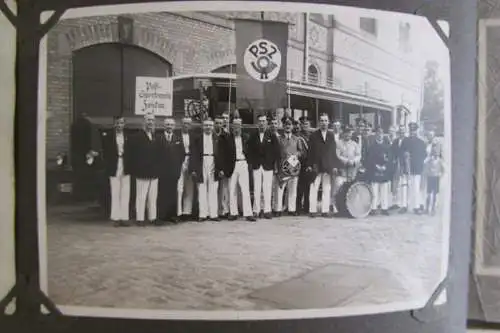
[135,76,173,116]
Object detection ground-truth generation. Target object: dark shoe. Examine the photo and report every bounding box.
[309,213,317,218]
[274,212,282,217]
[136,220,146,227]
[390,205,400,210]
[228,215,238,221]
[264,213,272,219]
[197,217,207,223]
[398,207,408,214]
[321,213,330,218]
[121,220,131,227]
[113,220,121,227]
[369,209,379,216]
[210,217,221,222]
[289,211,299,216]
[170,216,180,223]
[413,208,422,215]
[381,209,390,216]
[246,216,257,222]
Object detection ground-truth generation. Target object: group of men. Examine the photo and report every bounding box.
[96,111,444,227]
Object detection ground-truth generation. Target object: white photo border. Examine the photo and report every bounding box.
[37,1,452,320]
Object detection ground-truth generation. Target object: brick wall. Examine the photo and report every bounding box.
[45,12,237,160]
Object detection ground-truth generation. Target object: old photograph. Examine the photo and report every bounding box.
[37,2,451,319]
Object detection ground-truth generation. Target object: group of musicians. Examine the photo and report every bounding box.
[93,111,443,227]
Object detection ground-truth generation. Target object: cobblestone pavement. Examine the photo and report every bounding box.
[46,205,445,311]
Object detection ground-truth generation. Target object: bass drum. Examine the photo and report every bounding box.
[335,181,373,219]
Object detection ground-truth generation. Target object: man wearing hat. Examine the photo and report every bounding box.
[247,114,280,219]
[401,122,428,214]
[189,118,225,222]
[224,118,256,222]
[177,116,195,220]
[130,113,161,226]
[275,116,307,216]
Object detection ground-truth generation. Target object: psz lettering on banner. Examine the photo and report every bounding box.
[244,39,282,82]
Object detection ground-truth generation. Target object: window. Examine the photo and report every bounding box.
[307,65,319,84]
[399,22,411,52]
[359,17,377,36]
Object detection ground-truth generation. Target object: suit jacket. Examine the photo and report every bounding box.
[156,131,184,181]
[100,129,132,177]
[391,136,408,175]
[224,132,250,178]
[307,129,339,174]
[246,130,280,171]
[401,135,427,175]
[189,132,225,183]
[365,140,393,183]
[130,130,161,179]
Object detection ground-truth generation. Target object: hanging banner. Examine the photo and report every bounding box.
[235,19,289,113]
[135,76,173,116]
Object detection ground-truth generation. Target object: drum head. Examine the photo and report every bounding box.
[345,182,373,219]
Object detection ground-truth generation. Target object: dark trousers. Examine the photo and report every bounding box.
[296,170,311,213]
[157,175,178,220]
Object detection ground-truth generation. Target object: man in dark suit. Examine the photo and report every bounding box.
[391,125,409,212]
[100,116,132,226]
[306,113,338,217]
[189,118,225,222]
[247,114,280,219]
[296,117,312,214]
[224,118,256,222]
[130,113,161,226]
[177,116,195,221]
[157,117,184,224]
[401,122,428,214]
[215,114,231,218]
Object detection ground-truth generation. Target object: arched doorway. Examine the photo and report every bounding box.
[72,43,173,120]
[70,43,172,208]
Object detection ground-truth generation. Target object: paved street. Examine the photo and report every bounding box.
[46,205,445,311]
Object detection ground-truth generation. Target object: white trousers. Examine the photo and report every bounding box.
[218,177,230,215]
[109,175,130,221]
[309,173,332,214]
[177,157,194,216]
[229,161,253,217]
[371,182,390,210]
[253,167,273,214]
[198,156,219,219]
[331,175,345,213]
[409,174,422,210]
[396,175,409,208]
[276,176,298,212]
[135,178,158,222]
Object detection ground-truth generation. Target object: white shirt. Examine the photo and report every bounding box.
[115,132,124,157]
[164,131,172,142]
[145,131,152,140]
[235,136,245,160]
[182,132,190,154]
[259,132,264,143]
[203,134,213,155]
[321,130,327,141]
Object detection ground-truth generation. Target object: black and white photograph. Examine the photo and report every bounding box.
[37,1,451,319]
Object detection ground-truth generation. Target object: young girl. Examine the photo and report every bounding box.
[423,149,445,215]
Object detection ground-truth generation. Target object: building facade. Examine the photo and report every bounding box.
[44,10,424,163]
